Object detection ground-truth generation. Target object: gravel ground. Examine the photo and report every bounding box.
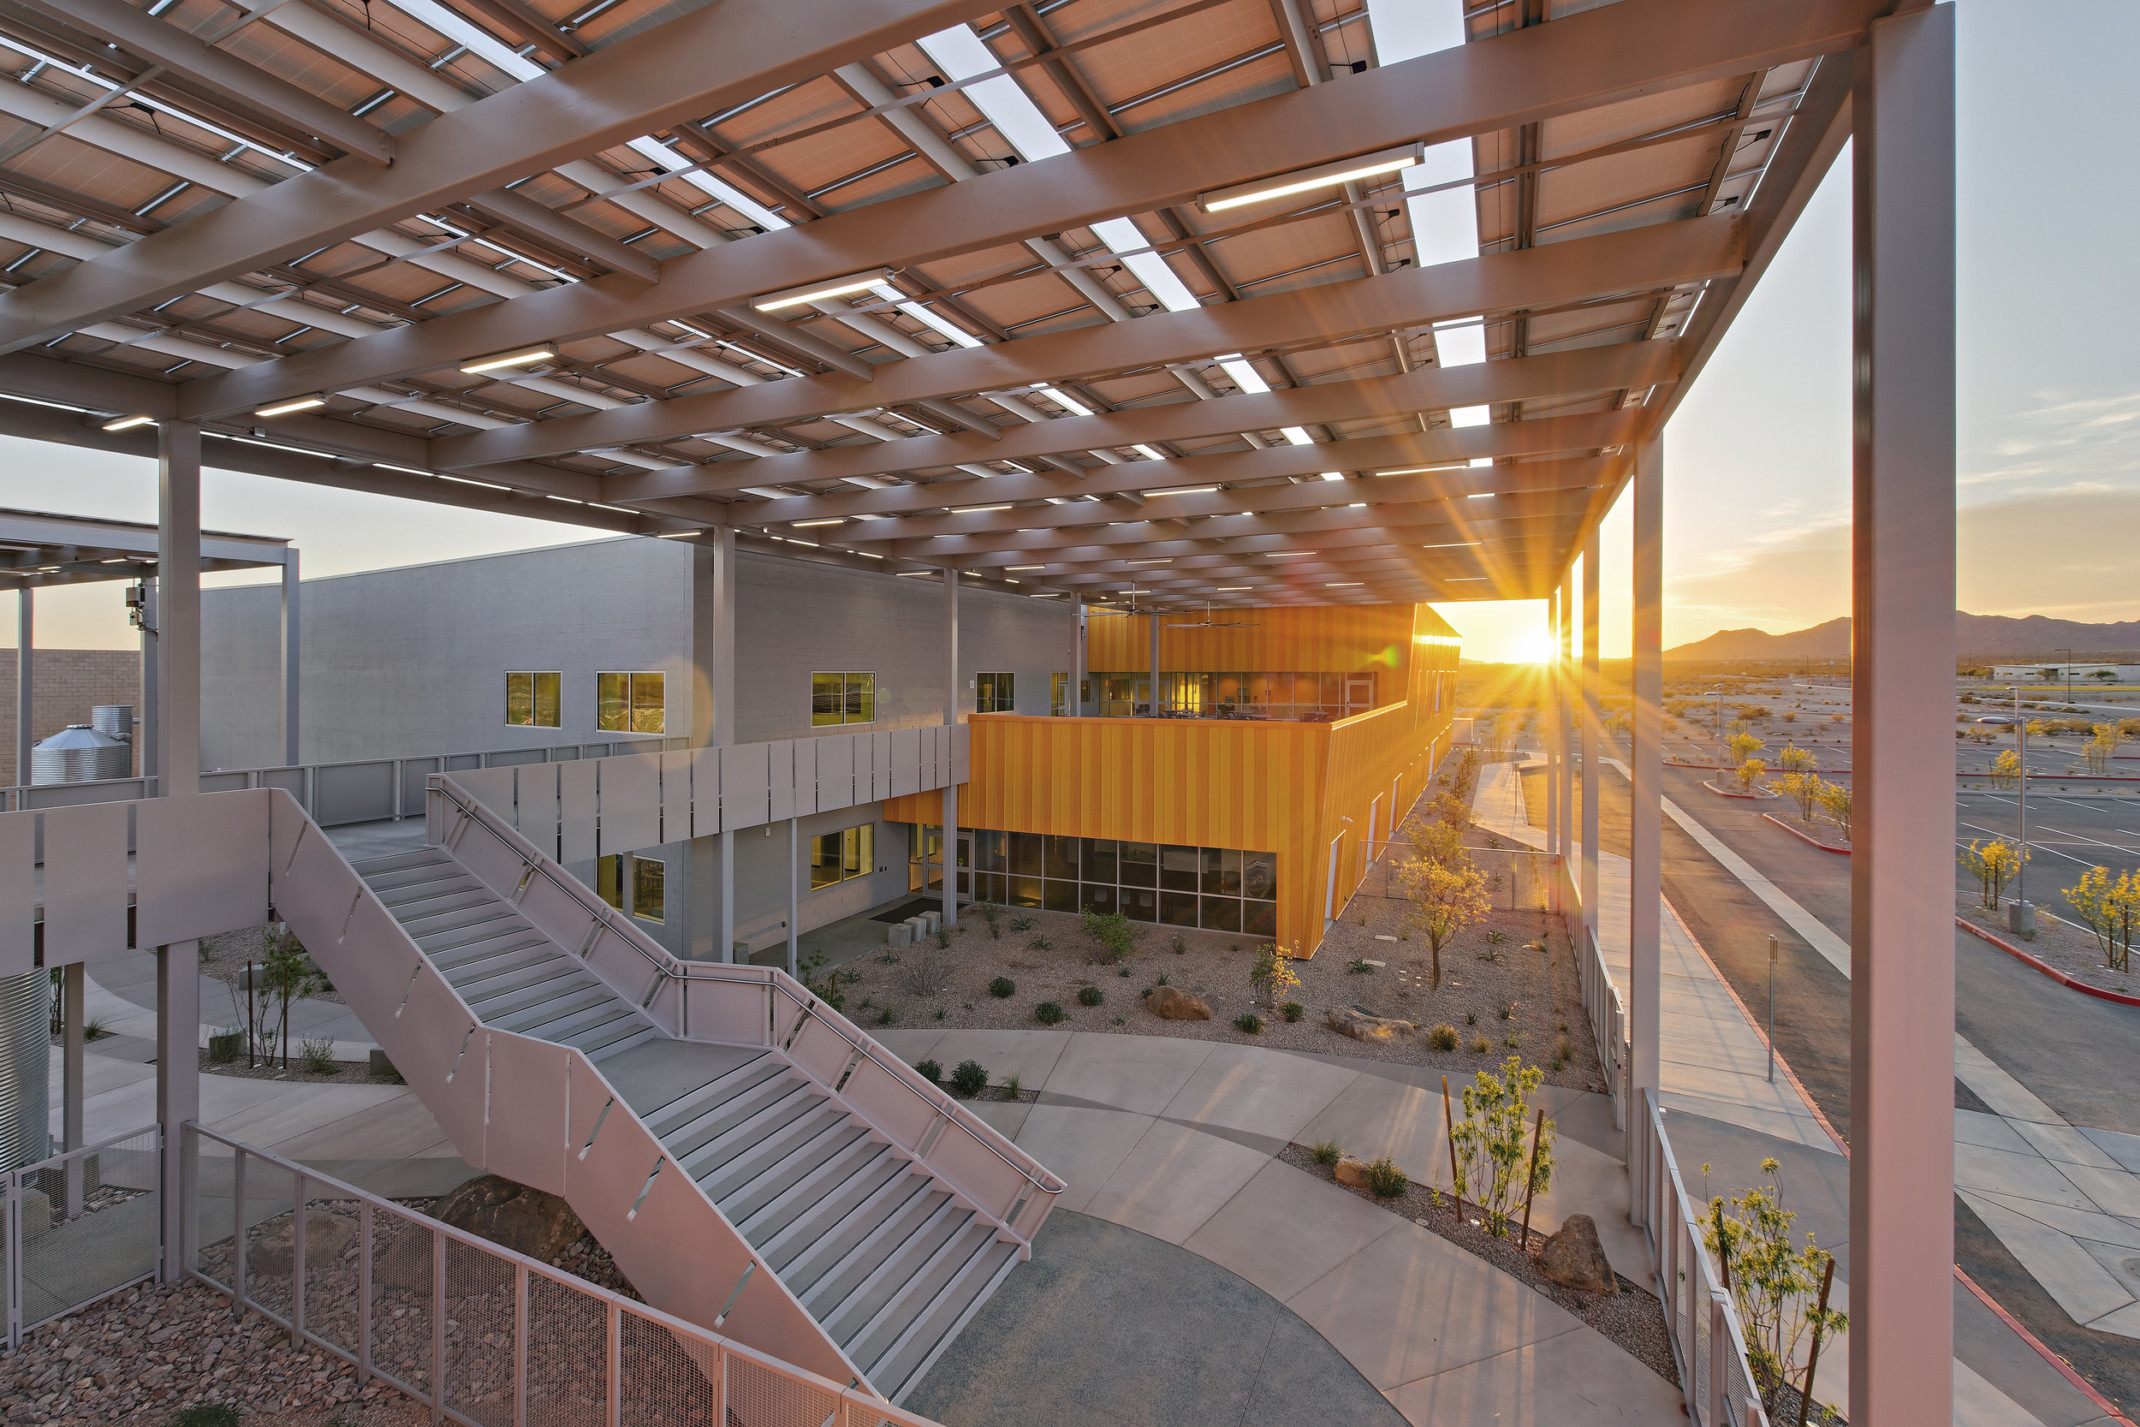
[1275,1143,1679,1389]
[195,1050,399,1086]
[1958,900,2139,997]
[831,843,1605,1091]
[198,925,348,1007]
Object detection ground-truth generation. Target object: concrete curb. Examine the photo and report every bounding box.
[1956,917,2140,1009]
[1760,813,1850,855]
[1699,779,1779,801]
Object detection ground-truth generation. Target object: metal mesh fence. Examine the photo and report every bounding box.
[524,1266,607,1427]
[181,1127,951,1427]
[12,1127,160,1338]
[443,1235,518,1426]
[618,1303,720,1424]
[368,1210,435,1398]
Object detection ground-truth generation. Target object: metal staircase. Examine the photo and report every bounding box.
[268,779,1058,1404]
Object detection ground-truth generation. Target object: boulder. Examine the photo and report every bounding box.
[1333,1156,1373,1189]
[432,1174,586,1264]
[1147,985,1213,1020]
[248,1209,357,1276]
[1539,1213,1617,1294]
[1327,1006,1417,1043]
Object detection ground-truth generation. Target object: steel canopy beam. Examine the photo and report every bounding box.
[0,0,1004,356]
[600,341,1676,504]
[0,0,394,165]
[431,218,1731,471]
[169,0,1877,422]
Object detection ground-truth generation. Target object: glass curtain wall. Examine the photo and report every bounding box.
[911,824,1276,935]
[1090,672,1375,721]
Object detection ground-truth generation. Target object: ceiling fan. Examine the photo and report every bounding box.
[1164,600,1259,630]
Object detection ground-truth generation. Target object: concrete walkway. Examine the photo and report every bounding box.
[1478,754,2123,1425]
[880,1027,1683,1425]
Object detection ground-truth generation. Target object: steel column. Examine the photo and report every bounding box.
[280,549,301,767]
[692,532,738,961]
[156,421,200,796]
[1627,436,1663,1219]
[1545,587,1560,858]
[1071,598,1085,716]
[1559,574,1574,861]
[139,577,157,780]
[787,818,799,977]
[942,568,959,928]
[157,940,198,1282]
[1581,525,1601,948]
[61,962,82,1216]
[1849,9,1956,1423]
[12,585,26,787]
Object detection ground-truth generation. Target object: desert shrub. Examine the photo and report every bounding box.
[1034,1001,1066,1025]
[1428,1023,1459,1052]
[1116,965,1131,977]
[1449,1055,1556,1237]
[1312,1139,1344,1168]
[1170,933,1187,955]
[901,946,953,998]
[1005,1072,1023,1098]
[1281,1001,1304,1023]
[1470,1036,1491,1053]
[1234,1011,1266,1034]
[949,1060,988,1097]
[799,952,845,1012]
[1705,1157,1847,1419]
[915,1058,942,1083]
[877,1008,896,1025]
[1076,985,1104,1007]
[1029,935,1053,951]
[1348,958,1375,975]
[988,976,1016,999]
[979,902,1001,938]
[300,1037,338,1074]
[1010,914,1035,932]
[1365,1157,1409,1199]
[1082,909,1141,962]
[1251,942,1302,1005]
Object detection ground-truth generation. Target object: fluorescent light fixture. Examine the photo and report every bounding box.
[1127,558,1173,565]
[1468,492,1496,500]
[460,347,555,375]
[1423,541,1484,549]
[100,414,154,432]
[255,396,325,417]
[1030,383,1092,417]
[1436,321,1487,368]
[1216,586,1251,591]
[752,270,893,312]
[1132,445,1167,461]
[896,570,935,577]
[952,503,1011,514]
[654,530,704,539]
[1448,576,1489,582]
[1450,404,1491,428]
[1031,591,1062,598]
[1326,582,1363,587]
[1265,551,1314,559]
[1150,486,1217,497]
[1198,145,1422,213]
[1006,565,1045,571]
[792,517,846,527]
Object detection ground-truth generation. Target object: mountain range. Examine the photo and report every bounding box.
[1666,614,2140,661]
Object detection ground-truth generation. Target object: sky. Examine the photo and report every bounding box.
[2,0,2130,665]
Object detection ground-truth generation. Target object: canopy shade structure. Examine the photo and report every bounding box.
[0,505,289,587]
[0,0,1877,610]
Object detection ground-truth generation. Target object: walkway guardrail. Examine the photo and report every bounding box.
[1579,924,1630,1131]
[183,1124,943,1427]
[1636,1089,1771,1427]
[0,736,686,823]
[427,774,1063,1251]
[4,1125,161,1348]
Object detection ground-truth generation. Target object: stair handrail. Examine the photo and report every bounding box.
[427,775,1066,1238]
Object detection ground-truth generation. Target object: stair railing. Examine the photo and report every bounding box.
[427,776,1065,1254]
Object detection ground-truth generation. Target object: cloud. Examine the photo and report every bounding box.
[1655,487,2140,644]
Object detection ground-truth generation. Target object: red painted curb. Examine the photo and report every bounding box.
[1956,918,2140,1008]
[1955,1267,2139,1427]
[1761,812,1851,854]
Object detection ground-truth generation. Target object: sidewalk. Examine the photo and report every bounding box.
[1476,753,2123,1425]
[879,1026,1682,1425]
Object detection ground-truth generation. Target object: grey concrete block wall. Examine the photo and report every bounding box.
[203,537,1076,769]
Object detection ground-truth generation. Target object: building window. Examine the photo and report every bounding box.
[810,823,875,889]
[506,672,561,728]
[596,854,623,909]
[597,672,665,734]
[811,672,876,726]
[976,672,1015,713]
[923,823,1276,935]
[631,855,666,922]
[1051,672,1070,716]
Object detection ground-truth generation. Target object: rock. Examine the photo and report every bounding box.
[1327,1007,1416,1043]
[248,1209,357,1276]
[432,1173,585,1263]
[1147,985,1213,1020]
[1333,1156,1373,1189]
[1539,1213,1617,1294]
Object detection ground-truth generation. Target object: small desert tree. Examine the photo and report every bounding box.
[1989,748,2022,791]
[1814,780,1852,842]
[260,926,324,1072]
[1773,743,1816,775]
[1705,1158,1847,1419]
[1397,852,1490,988]
[1771,771,1821,826]
[1250,942,1302,1006]
[1727,730,1766,767]
[2084,723,2125,775]
[1448,1055,1555,1237]
[1735,756,1768,793]
[1959,839,2024,913]
[2064,867,2138,973]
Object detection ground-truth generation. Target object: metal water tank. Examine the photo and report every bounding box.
[90,704,133,743]
[31,724,131,784]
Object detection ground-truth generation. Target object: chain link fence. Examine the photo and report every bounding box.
[185,1124,944,1427]
[4,1125,160,1347]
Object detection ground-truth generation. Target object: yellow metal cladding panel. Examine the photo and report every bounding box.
[1085,604,1421,676]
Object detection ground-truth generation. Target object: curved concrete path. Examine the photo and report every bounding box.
[880,1027,1683,1425]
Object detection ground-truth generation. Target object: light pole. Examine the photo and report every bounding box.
[1706,686,1724,753]
[2061,648,2073,704]
[2010,685,2034,936]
